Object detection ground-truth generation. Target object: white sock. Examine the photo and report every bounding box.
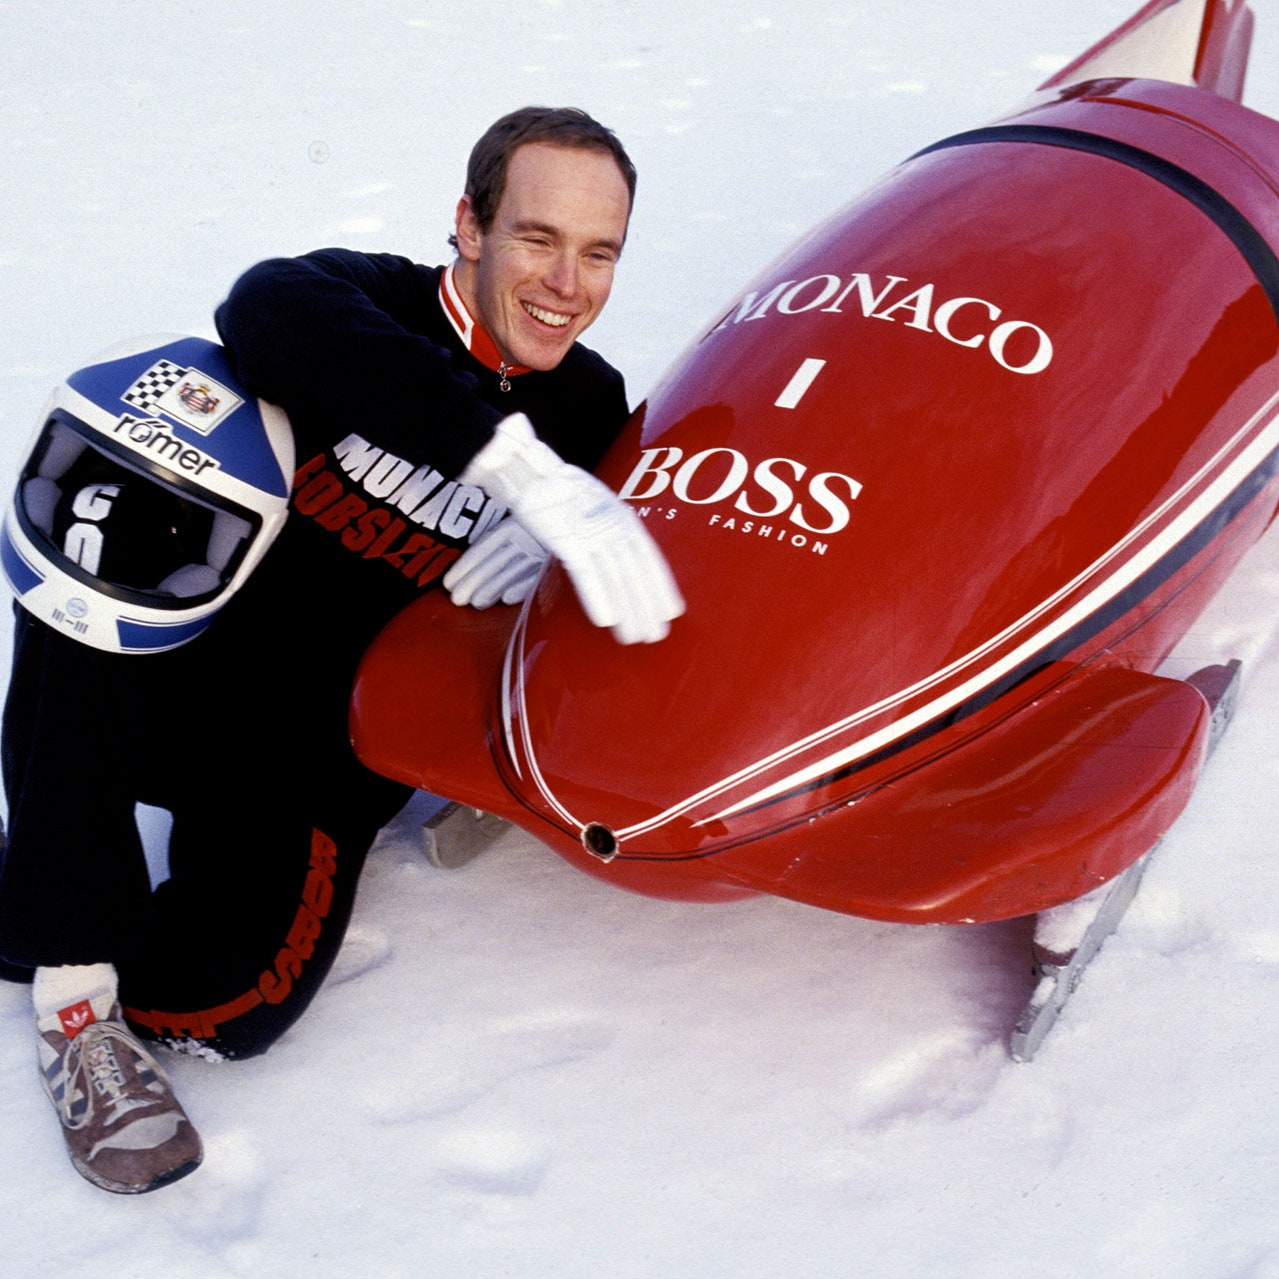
[33,963,119,1038]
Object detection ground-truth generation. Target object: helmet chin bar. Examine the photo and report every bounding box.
[22,416,254,598]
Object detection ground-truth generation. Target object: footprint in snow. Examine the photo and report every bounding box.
[431,1125,552,1196]
[357,1007,615,1126]
[158,1127,266,1240]
[846,1028,1004,1129]
[485,1006,616,1071]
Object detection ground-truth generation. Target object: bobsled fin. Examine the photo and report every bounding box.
[1039,0,1253,101]
[729,663,1213,924]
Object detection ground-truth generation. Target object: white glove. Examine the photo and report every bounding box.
[444,517,549,609]
[461,413,684,644]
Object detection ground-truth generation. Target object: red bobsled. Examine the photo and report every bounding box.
[351,0,1279,927]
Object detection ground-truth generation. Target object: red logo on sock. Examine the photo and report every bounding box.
[57,1000,97,1039]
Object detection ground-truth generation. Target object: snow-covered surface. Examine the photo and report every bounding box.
[4,2,1279,1275]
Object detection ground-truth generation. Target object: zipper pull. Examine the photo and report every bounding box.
[498,363,512,393]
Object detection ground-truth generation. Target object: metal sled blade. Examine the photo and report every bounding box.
[1010,659,1242,1061]
[421,801,515,870]
[1010,857,1149,1061]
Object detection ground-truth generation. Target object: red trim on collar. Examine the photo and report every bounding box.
[440,262,531,378]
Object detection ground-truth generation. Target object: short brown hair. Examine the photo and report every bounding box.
[448,106,636,247]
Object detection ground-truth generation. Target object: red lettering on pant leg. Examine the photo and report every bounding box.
[256,965,291,1005]
[303,866,333,917]
[260,944,303,1005]
[124,988,264,1042]
[126,827,344,1038]
[286,903,323,962]
[258,828,339,1005]
[309,828,338,877]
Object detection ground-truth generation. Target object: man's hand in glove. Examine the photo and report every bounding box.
[459,413,684,644]
[444,517,549,610]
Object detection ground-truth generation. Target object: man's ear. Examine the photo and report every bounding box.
[454,196,483,262]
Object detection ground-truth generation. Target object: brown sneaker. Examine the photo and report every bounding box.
[37,1004,203,1193]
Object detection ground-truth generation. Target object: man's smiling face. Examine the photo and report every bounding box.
[453,142,631,371]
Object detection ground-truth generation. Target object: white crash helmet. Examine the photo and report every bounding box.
[1,335,294,653]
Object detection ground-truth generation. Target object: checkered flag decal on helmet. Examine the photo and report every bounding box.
[121,360,187,415]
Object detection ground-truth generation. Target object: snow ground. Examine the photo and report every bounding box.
[2,2,1279,1276]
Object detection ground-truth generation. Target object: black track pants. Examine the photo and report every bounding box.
[0,607,411,1058]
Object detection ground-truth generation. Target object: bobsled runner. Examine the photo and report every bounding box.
[351,0,1279,1056]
